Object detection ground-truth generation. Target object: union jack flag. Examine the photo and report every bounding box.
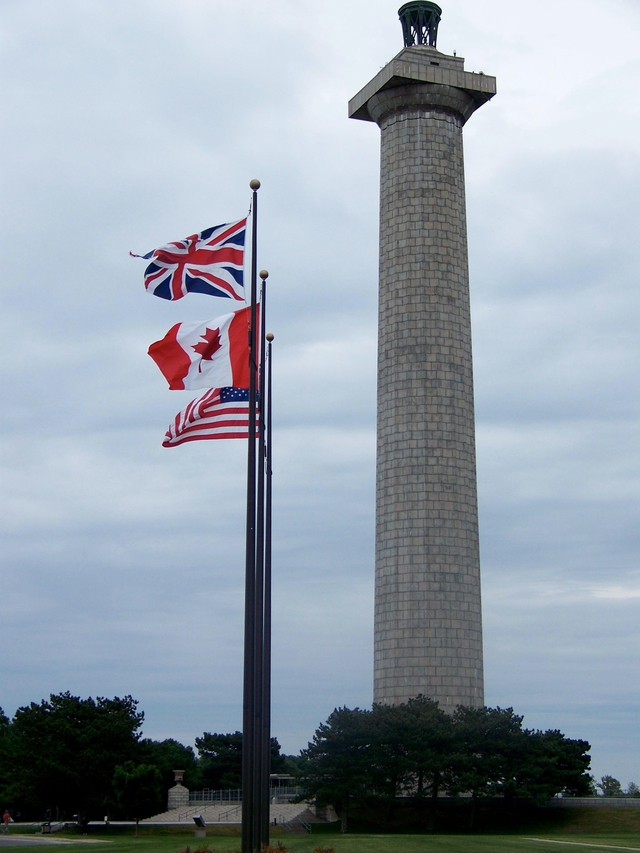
[131,218,247,301]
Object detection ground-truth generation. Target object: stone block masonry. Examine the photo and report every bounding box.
[349,43,496,710]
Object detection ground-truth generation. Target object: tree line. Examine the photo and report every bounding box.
[298,697,593,831]
[596,775,640,798]
[2,691,627,829]
[0,692,286,822]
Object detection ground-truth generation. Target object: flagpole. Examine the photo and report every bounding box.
[253,269,268,848]
[242,178,260,853]
[261,332,274,846]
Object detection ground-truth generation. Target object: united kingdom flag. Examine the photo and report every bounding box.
[131,218,247,301]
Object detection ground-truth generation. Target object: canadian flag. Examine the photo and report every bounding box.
[148,305,256,390]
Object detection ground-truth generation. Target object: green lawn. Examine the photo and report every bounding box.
[3,830,640,853]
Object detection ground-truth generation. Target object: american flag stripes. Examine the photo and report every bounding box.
[132,219,247,301]
[162,387,259,447]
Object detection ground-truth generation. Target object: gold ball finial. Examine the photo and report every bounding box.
[249,179,261,190]
[259,269,269,280]
[266,333,274,342]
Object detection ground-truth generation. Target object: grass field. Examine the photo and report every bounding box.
[4,829,640,853]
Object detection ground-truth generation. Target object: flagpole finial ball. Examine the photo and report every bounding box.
[250,179,261,190]
[259,269,269,280]
[266,333,274,342]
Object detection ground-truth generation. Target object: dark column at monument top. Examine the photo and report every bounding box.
[349,5,496,709]
[398,1,442,47]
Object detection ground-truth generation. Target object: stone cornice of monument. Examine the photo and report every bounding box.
[348,46,497,126]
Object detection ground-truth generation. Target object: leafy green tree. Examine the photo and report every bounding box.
[280,754,306,777]
[195,732,285,791]
[447,708,591,807]
[11,692,144,821]
[196,731,242,790]
[299,701,592,831]
[299,707,374,832]
[0,708,15,809]
[396,696,453,799]
[490,728,590,802]
[368,703,411,804]
[586,775,599,796]
[300,698,454,827]
[520,730,591,800]
[447,706,527,803]
[626,782,640,798]
[598,775,623,797]
[138,738,201,804]
[367,698,452,805]
[113,762,162,836]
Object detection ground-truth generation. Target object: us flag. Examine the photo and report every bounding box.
[163,387,259,447]
[132,219,247,301]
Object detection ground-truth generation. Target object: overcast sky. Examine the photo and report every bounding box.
[1,0,639,789]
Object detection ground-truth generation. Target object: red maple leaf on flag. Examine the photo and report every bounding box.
[192,327,222,362]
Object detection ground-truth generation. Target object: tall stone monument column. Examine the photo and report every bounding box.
[349,2,496,709]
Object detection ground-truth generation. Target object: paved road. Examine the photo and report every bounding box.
[0,837,107,848]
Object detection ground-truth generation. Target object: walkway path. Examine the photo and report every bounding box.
[0,836,109,847]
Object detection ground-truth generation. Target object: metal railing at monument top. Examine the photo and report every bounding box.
[188,786,303,804]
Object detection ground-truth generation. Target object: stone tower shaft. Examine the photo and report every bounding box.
[349,43,496,709]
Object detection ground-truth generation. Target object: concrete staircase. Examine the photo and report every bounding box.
[142,800,313,827]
